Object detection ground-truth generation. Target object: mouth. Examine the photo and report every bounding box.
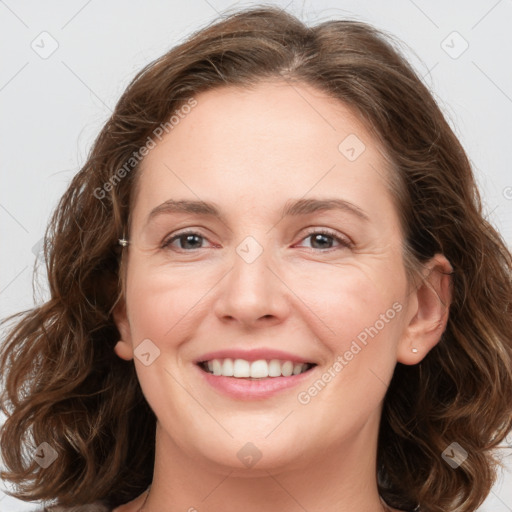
[194,349,319,399]
[197,358,317,379]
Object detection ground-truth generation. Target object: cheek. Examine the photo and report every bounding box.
[285,261,403,350]
[125,248,406,357]
[125,262,212,345]
[123,264,213,430]
[291,267,403,431]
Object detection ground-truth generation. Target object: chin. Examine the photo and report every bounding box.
[183,432,309,473]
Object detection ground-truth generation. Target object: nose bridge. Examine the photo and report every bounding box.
[214,232,288,324]
[231,233,274,298]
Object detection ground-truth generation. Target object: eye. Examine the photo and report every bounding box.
[161,228,352,252]
[296,228,352,251]
[162,230,212,251]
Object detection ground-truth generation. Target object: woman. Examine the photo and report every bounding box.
[1,6,511,512]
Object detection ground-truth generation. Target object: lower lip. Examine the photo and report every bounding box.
[196,364,315,400]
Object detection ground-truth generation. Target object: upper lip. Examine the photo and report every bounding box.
[195,348,316,365]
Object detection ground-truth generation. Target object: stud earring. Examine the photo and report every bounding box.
[411,347,419,353]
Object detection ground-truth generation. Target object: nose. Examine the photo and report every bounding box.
[213,242,290,329]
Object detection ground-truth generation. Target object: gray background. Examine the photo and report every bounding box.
[1,0,511,510]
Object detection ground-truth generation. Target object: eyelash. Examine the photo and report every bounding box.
[161,228,352,252]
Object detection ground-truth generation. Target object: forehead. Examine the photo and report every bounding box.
[156,80,373,158]
[131,80,396,226]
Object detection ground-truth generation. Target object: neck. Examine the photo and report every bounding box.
[143,411,391,512]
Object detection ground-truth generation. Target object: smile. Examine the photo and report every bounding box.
[198,358,316,379]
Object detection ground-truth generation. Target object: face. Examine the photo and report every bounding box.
[114,80,419,473]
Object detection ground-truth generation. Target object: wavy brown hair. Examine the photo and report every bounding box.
[1,6,511,511]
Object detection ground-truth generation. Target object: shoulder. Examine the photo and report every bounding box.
[29,502,111,512]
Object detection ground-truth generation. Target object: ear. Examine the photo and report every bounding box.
[397,253,453,365]
[112,298,134,361]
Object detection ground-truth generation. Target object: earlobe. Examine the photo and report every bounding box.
[397,254,453,365]
[112,300,134,361]
[114,340,134,361]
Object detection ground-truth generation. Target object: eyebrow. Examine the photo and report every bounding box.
[145,197,370,226]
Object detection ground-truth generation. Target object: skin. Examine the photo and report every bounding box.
[112,80,452,512]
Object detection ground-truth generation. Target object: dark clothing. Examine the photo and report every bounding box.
[29,503,110,512]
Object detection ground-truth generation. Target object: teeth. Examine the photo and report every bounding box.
[222,358,234,377]
[201,358,312,378]
[268,359,281,377]
[281,361,293,377]
[212,359,222,376]
[250,359,268,378]
[233,359,250,377]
